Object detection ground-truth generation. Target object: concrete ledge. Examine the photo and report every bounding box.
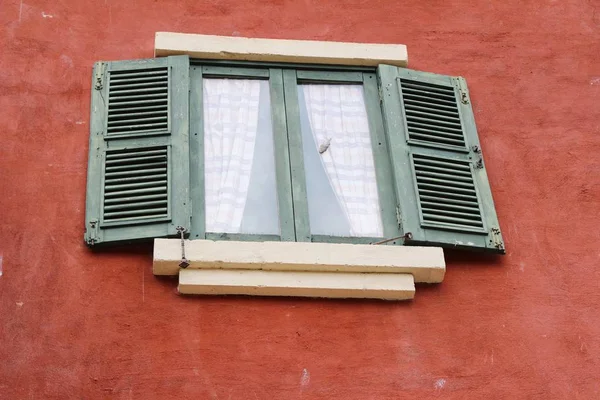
[179,269,415,300]
[154,239,445,283]
[155,32,408,67]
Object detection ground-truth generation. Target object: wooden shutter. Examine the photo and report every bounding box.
[84,56,190,246]
[377,65,505,253]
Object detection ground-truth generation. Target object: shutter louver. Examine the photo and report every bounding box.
[400,79,466,149]
[106,67,170,137]
[378,65,505,253]
[85,56,190,246]
[103,147,169,222]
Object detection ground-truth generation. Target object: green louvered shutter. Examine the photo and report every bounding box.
[378,65,505,253]
[84,56,190,246]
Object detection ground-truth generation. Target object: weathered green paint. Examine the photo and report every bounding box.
[201,65,270,78]
[311,235,393,245]
[282,69,311,242]
[362,72,402,242]
[84,55,191,246]
[269,68,296,241]
[188,65,206,239]
[191,58,375,72]
[205,233,281,242]
[296,70,364,83]
[377,65,505,253]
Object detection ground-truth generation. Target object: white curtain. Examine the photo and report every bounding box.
[203,79,261,233]
[301,84,383,237]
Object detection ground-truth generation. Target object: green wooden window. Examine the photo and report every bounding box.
[85,57,504,253]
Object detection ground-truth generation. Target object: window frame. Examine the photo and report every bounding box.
[188,60,401,245]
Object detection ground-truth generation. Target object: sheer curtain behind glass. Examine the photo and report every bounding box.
[203,78,279,234]
[298,84,383,237]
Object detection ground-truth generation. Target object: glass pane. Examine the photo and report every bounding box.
[298,84,383,237]
[203,78,280,235]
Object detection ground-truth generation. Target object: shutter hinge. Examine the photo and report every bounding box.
[472,145,484,169]
[457,77,469,104]
[490,227,504,250]
[395,205,402,229]
[86,219,99,246]
[94,62,106,90]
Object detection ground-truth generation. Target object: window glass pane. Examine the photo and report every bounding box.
[203,78,280,234]
[298,84,383,237]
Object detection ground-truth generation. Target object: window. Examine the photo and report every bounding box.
[85,56,505,253]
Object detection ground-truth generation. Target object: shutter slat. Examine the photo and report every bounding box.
[410,133,465,146]
[104,208,168,219]
[414,158,471,171]
[109,93,167,101]
[422,213,483,227]
[105,167,167,179]
[416,170,473,183]
[417,176,475,189]
[110,69,168,79]
[420,200,480,213]
[418,189,478,202]
[402,93,457,107]
[109,79,168,88]
[106,162,166,172]
[106,148,166,159]
[402,87,457,101]
[104,173,168,184]
[403,107,461,121]
[419,195,480,208]
[107,99,168,107]
[108,105,168,114]
[104,193,167,203]
[107,123,168,132]
[400,81,455,95]
[108,110,168,119]
[104,200,168,211]
[406,120,464,134]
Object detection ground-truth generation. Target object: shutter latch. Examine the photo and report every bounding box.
[176,226,189,268]
[94,62,106,90]
[457,77,469,104]
[490,227,504,250]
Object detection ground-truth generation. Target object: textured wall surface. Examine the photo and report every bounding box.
[1,0,599,398]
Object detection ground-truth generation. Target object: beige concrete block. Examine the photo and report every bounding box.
[178,269,415,300]
[154,32,408,67]
[154,239,445,283]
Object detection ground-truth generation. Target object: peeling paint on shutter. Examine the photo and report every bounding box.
[84,56,190,247]
[378,65,505,253]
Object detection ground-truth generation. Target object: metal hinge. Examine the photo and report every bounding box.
[472,145,484,169]
[86,219,99,246]
[457,77,469,104]
[490,227,504,250]
[94,62,106,90]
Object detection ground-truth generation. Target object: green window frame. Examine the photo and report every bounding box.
[85,57,504,253]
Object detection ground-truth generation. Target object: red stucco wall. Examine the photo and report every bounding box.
[1,0,599,398]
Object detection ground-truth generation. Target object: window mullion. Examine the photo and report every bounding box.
[282,69,312,242]
[269,68,296,241]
